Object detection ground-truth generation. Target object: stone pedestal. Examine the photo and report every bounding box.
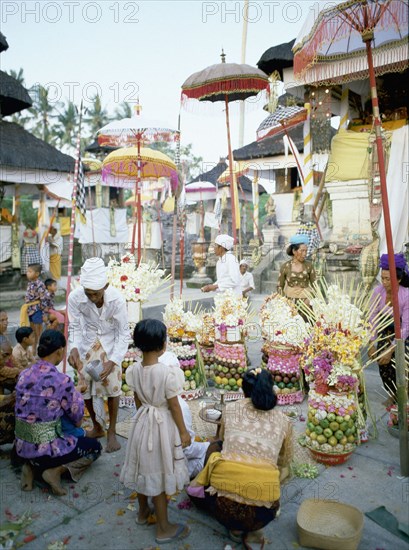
[276,221,300,242]
[325,179,372,243]
[262,226,281,252]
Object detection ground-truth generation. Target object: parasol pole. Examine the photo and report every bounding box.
[130,132,143,263]
[170,113,181,300]
[63,100,83,374]
[238,0,249,147]
[224,95,238,244]
[363,30,408,476]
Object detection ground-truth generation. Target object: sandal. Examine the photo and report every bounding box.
[243,535,266,550]
[135,507,154,525]
[228,530,244,543]
[155,523,190,545]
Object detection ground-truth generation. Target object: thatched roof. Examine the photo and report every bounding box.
[0,120,75,172]
[257,39,295,77]
[234,124,304,161]
[234,123,337,160]
[0,70,32,116]
[0,32,9,53]
[188,159,264,194]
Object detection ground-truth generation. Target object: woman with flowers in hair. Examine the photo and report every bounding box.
[369,253,409,405]
[187,368,293,550]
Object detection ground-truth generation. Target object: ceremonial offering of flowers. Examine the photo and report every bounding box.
[107,254,170,302]
[120,346,142,406]
[163,299,202,339]
[214,289,248,328]
[196,313,215,346]
[260,293,309,346]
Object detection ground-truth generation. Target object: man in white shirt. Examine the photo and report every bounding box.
[68,258,129,453]
[201,234,241,296]
[240,259,255,297]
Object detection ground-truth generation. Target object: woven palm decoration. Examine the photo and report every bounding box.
[359,226,380,288]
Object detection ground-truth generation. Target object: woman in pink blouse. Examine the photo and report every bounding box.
[15,330,101,495]
[369,253,409,405]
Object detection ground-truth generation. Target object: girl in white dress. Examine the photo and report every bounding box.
[120,319,191,544]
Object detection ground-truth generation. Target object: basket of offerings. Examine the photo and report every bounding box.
[164,300,206,400]
[119,346,141,408]
[260,294,308,406]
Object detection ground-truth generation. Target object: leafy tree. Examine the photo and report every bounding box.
[84,95,111,138]
[150,142,203,181]
[55,101,78,151]
[29,84,60,145]
[114,102,133,120]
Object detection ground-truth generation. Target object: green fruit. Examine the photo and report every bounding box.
[307,422,315,432]
[340,422,349,432]
[310,432,318,440]
[287,382,293,389]
[327,413,336,422]
[329,421,340,432]
[336,415,344,424]
[323,428,333,439]
[278,382,285,389]
[317,435,327,445]
[312,417,320,426]
[328,436,338,447]
[335,430,344,440]
[348,419,355,428]
[228,378,236,387]
[320,419,330,429]
[345,428,353,436]
[314,426,323,435]
[349,425,356,435]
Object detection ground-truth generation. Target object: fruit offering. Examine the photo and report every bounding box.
[167,338,205,393]
[201,345,216,381]
[213,341,247,392]
[121,347,142,395]
[305,389,358,459]
[262,341,304,405]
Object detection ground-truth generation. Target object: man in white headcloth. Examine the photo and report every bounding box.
[201,234,241,296]
[240,259,255,298]
[67,257,129,453]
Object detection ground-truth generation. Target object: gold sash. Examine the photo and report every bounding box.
[15,418,63,444]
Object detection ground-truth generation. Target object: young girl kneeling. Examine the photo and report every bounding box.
[120,319,191,544]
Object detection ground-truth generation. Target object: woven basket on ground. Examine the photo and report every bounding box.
[297,498,364,550]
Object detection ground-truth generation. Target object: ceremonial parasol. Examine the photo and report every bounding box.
[181,51,269,243]
[101,146,177,256]
[98,107,179,261]
[293,0,408,474]
[256,105,307,141]
[185,181,217,203]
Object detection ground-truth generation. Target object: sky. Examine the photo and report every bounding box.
[1,0,318,169]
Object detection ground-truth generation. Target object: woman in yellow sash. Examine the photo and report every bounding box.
[188,369,293,549]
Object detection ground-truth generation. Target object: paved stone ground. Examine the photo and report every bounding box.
[1,289,408,550]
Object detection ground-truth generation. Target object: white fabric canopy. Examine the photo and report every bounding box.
[379,125,409,254]
[75,208,128,244]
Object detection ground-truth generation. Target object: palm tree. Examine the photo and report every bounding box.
[29,84,60,144]
[114,101,133,120]
[55,101,78,152]
[84,95,110,138]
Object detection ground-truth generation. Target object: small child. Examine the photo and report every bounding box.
[24,263,48,351]
[43,279,66,330]
[12,327,35,370]
[120,319,191,545]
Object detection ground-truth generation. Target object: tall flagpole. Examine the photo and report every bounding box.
[63,101,83,373]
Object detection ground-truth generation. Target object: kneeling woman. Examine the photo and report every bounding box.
[188,369,293,549]
[15,330,101,495]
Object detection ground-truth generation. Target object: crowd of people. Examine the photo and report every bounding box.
[0,235,408,548]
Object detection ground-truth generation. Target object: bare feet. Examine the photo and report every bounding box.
[21,463,34,491]
[86,424,105,439]
[42,466,67,496]
[106,431,121,453]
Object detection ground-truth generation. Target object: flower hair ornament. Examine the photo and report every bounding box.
[250,367,262,377]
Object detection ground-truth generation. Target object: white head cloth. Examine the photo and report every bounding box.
[80,258,108,290]
[215,234,234,251]
[240,259,250,266]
